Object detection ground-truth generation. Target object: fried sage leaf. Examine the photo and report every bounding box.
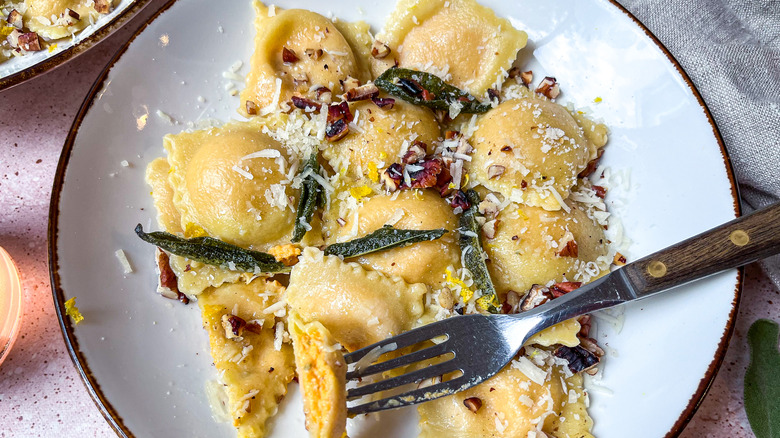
[292,153,325,243]
[375,67,491,114]
[459,190,500,313]
[135,224,291,273]
[745,319,780,438]
[324,225,447,259]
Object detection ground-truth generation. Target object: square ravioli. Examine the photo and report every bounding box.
[164,119,299,250]
[286,247,427,352]
[198,279,295,438]
[239,1,373,118]
[373,0,528,98]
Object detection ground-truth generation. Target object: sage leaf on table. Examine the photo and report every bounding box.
[745,318,780,438]
[375,67,491,114]
[324,225,447,259]
[292,152,325,243]
[458,190,500,313]
[135,224,291,274]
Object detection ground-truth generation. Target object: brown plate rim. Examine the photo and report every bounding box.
[48,1,743,437]
[0,0,153,92]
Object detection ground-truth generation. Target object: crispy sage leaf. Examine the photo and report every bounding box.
[292,153,325,243]
[459,190,500,313]
[745,319,780,438]
[135,224,290,273]
[324,225,447,259]
[375,67,491,113]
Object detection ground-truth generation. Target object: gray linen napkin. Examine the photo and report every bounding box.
[618,0,780,287]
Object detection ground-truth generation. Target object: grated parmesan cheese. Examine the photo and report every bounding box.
[115,249,133,274]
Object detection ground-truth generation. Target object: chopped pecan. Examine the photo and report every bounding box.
[558,239,578,258]
[341,76,361,93]
[478,198,499,219]
[593,185,607,199]
[487,165,505,179]
[507,66,521,79]
[482,219,499,240]
[57,9,80,26]
[94,0,111,14]
[579,148,604,178]
[177,292,189,305]
[553,345,599,374]
[221,314,247,340]
[433,165,453,196]
[579,336,605,358]
[463,397,482,413]
[245,321,264,334]
[402,141,427,164]
[282,47,299,64]
[448,190,470,210]
[371,40,391,59]
[325,118,349,142]
[407,159,443,189]
[535,76,560,99]
[381,163,404,191]
[291,96,322,111]
[155,248,180,301]
[520,70,533,86]
[7,9,23,28]
[437,287,454,310]
[327,101,353,123]
[371,96,395,109]
[345,83,379,101]
[504,290,521,314]
[305,48,323,60]
[18,32,41,52]
[577,315,592,338]
[487,88,500,101]
[314,86,332,103]
[292,72,309,87]
[519,284,552,311]
[245,100,258,115]
[550,281,582,297]
[613,252,627,266]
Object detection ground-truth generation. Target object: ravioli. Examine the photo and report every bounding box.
[23,0,112,40]
[484,202,609,295]
[322,100,441,182]
[418,357,592,438]
[198,279,295,438]
[146,157,256,296]
[331,190,460,285]
[286,247,427,352]
[165,120,298,250]
[239,2,368,117]
[373,0,527,97]
[470,98,602,211]
[290,314,347,438]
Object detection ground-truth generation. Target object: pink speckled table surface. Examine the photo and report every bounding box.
[0,1,777,437]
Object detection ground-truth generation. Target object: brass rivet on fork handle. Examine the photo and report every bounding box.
[647,260,667,278]
[729,230,749,246]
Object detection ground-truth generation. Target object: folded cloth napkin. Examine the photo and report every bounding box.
[618,0,780,287]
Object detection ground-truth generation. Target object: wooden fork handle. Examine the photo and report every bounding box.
[623,202,780,297]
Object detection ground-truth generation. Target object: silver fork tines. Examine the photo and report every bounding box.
[344,314,528,415]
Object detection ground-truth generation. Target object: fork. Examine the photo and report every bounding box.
[344,202,780,415]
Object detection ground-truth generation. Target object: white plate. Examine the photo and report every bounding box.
[0,0,149,91]
[50,0,741,437]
